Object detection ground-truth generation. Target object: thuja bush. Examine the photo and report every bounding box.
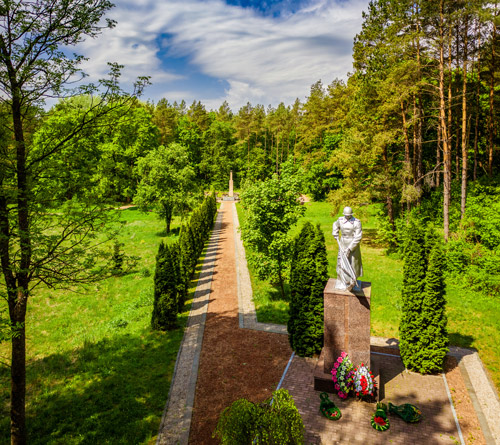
[288,222,328,357]
[152,242,180,330]
[399,219,448,373]
[213,389,304,445]
[152,193,217,330]
[417,240,449,373]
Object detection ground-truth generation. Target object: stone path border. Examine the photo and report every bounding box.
[156,204,224,445]
[231,202,287,334]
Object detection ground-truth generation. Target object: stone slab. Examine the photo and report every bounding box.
[323,278,371,373]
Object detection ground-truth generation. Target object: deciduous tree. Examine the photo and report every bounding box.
[134,143,198,234]
[0,1,148,443]
[240,162,305,299]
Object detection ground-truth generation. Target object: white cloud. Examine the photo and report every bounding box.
[73,0,369,110]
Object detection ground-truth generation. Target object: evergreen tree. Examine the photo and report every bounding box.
[178,225,193,303]
[400,221,449,373]
[152,242,178,330]
[399,219,427,370]
[170,242,185,313]
[288,223,328,357]
[416,238,449,373]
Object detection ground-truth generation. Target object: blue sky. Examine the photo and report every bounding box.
[75,0,370,111]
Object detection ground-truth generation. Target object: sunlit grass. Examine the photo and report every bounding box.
[237,200,500,392]
[0,207,204,444]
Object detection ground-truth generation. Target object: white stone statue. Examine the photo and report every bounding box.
[332,206,363,291]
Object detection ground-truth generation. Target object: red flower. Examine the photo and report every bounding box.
[373,416,386,426]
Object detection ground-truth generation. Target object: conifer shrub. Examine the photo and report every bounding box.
[152,242,178,330]
[399,219,448,373]
[213,389,304,445]
[288,222,328,357]
[399,220,427,370]
[152,194,218,330]
[417,239,449,373]
[111,241,125,275]
[178,226,192,304]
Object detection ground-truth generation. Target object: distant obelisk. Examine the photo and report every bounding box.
[228,170,234,198]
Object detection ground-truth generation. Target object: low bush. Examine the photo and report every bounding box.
[213,389,304,445]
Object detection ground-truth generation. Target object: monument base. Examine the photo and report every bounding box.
[313,349,335,393]
[323,279,371,373]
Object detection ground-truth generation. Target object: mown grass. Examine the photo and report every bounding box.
[0,208,202,444]
[237,201,500,392]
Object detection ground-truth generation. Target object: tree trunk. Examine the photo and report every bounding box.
[447,16,453,180]
[473,25,481,181]
[488,22,497,177]
[9,78,30,444]
[437,120,441,188]
[412,95,418,182]
[277,254,286,300]
[10,299,27,445]
[460,14,469,220]
[401,101,411,172]
[164,203,173,235]
[440,0,451,241]
[415,9,423,199]
[473,82,480,181]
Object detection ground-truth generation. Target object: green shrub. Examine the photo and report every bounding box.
[416,239,448,373]
[288,222,328,357]
[399,219,427,371]
[151,242,179,330]
[111,241,125,275]
[151,194,218,329]
[399,221,448,373]
[213,389,304,445]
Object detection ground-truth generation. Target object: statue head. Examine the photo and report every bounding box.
[343,206,353,219]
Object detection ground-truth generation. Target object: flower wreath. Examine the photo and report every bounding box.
[331,352,354,399]
[352,363,376,398]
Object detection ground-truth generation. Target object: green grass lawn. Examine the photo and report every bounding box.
[0,208,202,444]
[237,201,500,393]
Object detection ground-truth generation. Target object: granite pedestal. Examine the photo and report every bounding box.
[314,278,373,394]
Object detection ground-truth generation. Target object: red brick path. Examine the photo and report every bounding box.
[188,203,292,444]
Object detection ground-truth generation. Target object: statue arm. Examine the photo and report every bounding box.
[347,220,362,251]
[332,220,340,238]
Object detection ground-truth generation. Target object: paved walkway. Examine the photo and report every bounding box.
[156,205,224,445]
[157,201,500,445]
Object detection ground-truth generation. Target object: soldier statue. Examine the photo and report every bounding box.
[332,206,363,291]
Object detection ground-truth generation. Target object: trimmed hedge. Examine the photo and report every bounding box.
[152,193,217,330]
[287,222,328,357]
[399,219,448,373]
